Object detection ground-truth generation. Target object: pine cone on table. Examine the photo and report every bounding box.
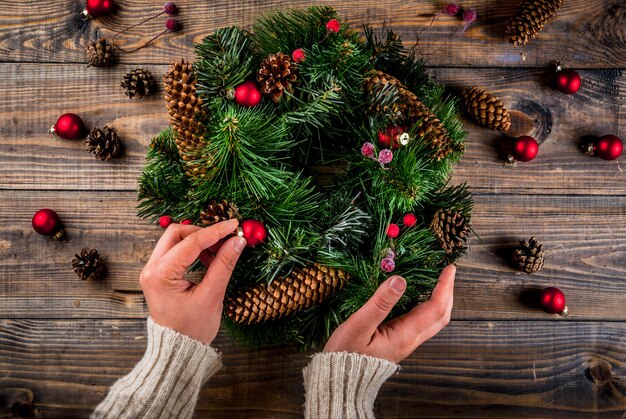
[430,209,470,254]
[506,0,563,46]
[85,126,123,160]
[72,248,106,280]
[121,69,154,99]
[257,52,298,103]
[85,38,114,67]
[512,236,545,274]
[200,200,240,226]
[225,263,349,324]
[461,86,511,132]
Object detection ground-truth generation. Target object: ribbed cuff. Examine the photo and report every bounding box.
[303,352,399,419]
[91,318,223,419]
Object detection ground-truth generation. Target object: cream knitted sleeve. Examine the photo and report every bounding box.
[303,352,399,418]
[91,317,223,419]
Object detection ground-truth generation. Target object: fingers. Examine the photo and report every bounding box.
[197,235,247,301]
[385,265,455,350]
[158,219,240,276]
[341,275,407,337]
[148,224,202,264]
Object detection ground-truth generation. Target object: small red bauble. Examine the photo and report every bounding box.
[292,48,306,63]
[386,223,400,238]
[180,219,192,225]
[82,0,114,18]
[554,69,581,95]
[234,81,262,107]
[403,213,417,228]
[32,209,67,242]
[539,287,568,316]
[241,219,267,247]
[326,19,341,33]
[159,215,173,229]
[377,125,404,150]
[49,113,86,140]
[590,135,623,161]
[510,136,539,163]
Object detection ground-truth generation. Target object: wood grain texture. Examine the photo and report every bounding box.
[0,0,624,68]
[0,319,624,418]
[1,190,624,320]
[1,65,624,193]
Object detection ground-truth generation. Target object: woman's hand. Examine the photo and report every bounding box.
[323,265,456,363]
[139,219,246,345]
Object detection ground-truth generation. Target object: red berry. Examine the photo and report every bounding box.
[361,142,375,158]
[554,69,581,94]
[292,48,306,63]
[159,215,173,228]
[386,223,400,238]
[378,149,393,164]
[180,219,192,225]
[380,257,395,273]
[166,18,181,32]
[326,19,341,33]
[445,3,461,15]
[403,213,417,228]
[462,8,476,23]
[163,2,177,15]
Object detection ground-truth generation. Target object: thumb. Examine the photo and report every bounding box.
[197,235,247,301]
[343,276,406,336]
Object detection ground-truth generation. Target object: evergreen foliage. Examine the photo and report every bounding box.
[138,7,472,349]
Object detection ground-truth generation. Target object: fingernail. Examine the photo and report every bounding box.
[233,237,247,253]
[389,276,406,293]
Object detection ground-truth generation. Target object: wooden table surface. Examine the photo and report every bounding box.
[1,0,625,417]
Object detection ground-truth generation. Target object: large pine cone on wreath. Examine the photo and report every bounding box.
[85,126,122,160]
[505,0,563,46]
[163,59,209,177]
[121,69,154,99]
[200,200,240,226]
[430,209,469,254]
[85,38,114,67]
[512,236,545,274]
[257,52,298,103]
[365,70,458,160]
[461,86,511,132]
[225,263,349,324]
[72,248,107,280]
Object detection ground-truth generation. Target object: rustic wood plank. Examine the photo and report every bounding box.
[1,190,624,320]
[0,0,624,68]
[1,64,624,194]
[0,319,624,418]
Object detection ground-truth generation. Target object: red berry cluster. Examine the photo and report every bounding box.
[379,213,418,273]
[158,215,192,228]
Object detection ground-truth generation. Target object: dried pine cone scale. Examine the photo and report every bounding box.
[512,236,545,274]
[506,0,563,46]
[226,263,348,324]
[122,69,154,99]
[72,248,106,280]
[430,209,470,254]
[200,200,240,226]
[461,86,511,132]
[85,38,113,67]
[257,52,298,103]
[85,126,122,160]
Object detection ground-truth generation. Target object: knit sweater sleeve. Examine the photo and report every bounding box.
[91,317,223,419]
[303,352,399,418]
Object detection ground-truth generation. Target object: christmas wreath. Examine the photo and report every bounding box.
[138,6,472,348]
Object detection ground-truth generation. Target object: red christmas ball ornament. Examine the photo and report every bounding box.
[241,219,267,247]
[377,125,404,150]
[554,68,581,95]
[234,81,262,107]
[180,219,192,225]
[508,136,539,163]
[49,113,86,140]
[403,213,417,228]
[32,209,68,242]
[585,135,623,161]
[386,223,400,238]
[326,19,341,33]
[539,287,569,316]
[292,48,306,63]
[158,215,173,229]
[82,0,114,19]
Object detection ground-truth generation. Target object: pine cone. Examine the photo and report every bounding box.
[226,263,349,324]
[200,200,240,226]
[512,237,545,274]
[257,52,298,103]
[163,59,209,178]
[506,0,563,46]
[430,209,469,254]
[461,86,511,132]
[121,69,154,99]
[85,38,114,67]
[85,126,122,160]
[72,248,106,280]
[365,71,459,160]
